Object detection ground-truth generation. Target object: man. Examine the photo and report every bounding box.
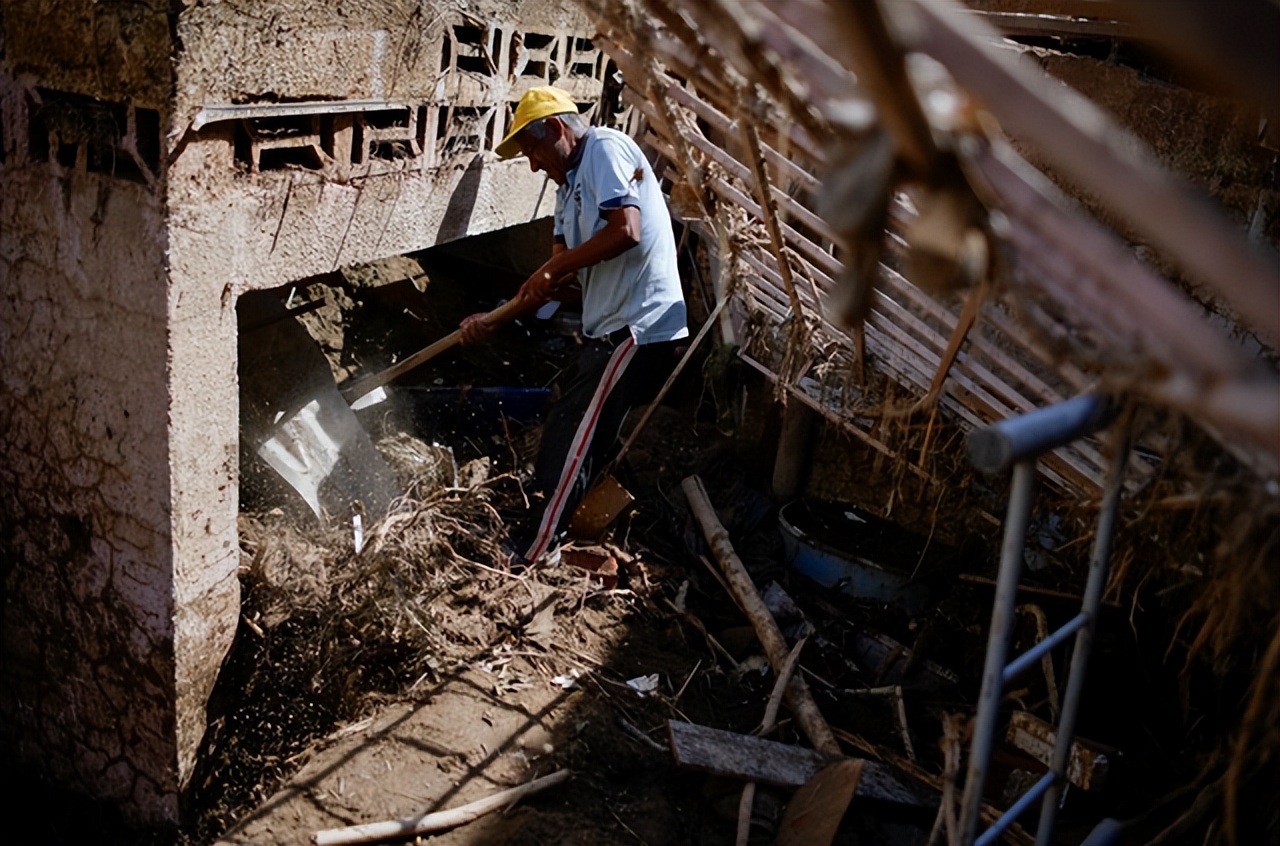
[459,86,688,564]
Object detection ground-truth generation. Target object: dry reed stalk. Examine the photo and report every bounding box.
[682,474,840,756]
[737,636,809,846]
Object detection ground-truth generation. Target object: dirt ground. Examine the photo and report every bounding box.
[212,562,754,846]
[208,406,953,846]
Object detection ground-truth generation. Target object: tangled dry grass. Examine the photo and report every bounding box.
[186,436,561,839]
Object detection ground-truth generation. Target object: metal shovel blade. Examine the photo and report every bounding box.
[240,291,398,522]
[256,388,398,521]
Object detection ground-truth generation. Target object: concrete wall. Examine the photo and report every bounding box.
[1,0,603,827]
[0,0,186,822]
[0,107,182,817]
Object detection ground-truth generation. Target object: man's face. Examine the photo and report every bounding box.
[517,117,570,185]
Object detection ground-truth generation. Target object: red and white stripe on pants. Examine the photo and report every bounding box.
[524,335,637,562]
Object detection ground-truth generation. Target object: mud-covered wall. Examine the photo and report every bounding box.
[165,0,599,807]
[169,0,603,292]
[1,0,603,829]
[0,66,191,836]
[2,0,172,109]
[1028,51,1277,250]
[164,0,602,809]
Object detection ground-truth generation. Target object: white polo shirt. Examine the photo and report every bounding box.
[554,128,689,345]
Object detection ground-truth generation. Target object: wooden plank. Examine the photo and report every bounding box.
[1005,710,1112,791]
[735,225,1102,492]
[971,141,1279,464]
[732,207,1109,490]
[682,130,843,245]
[973,11,1133,40]
[665,84,822,197]
[752,0,1274,399]
[739,353,905,467]
[626,30,1134,491]
[749,3,857,105]
[666,720,927,807]
[742,254,1090,488]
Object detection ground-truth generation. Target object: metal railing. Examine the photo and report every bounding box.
[959,394,1130,846]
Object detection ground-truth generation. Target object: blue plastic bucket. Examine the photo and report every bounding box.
[778,500,931,614]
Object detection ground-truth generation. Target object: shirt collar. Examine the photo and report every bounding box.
[564,127,594,173]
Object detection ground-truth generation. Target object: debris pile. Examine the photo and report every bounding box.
[191,444,516,838]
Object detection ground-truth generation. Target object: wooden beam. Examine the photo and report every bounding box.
[653,128,1109,489]
[682,477,841,757]
[972,11,1133,40]
[666,720,926,807]
[608,7,1198,490]
[971,140,1280,465]
[773,397,817,501]
[908,0,1280,349]
[703,170,1110,489]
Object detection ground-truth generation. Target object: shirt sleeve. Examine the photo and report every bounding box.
[586,135,643,212]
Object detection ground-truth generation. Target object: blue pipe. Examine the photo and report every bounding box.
[968,395,1115,474]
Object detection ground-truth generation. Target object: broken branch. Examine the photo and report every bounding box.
[739,635,810,846]
[759,636,809,736]
[682,474,840,756]
[311,769,570,846]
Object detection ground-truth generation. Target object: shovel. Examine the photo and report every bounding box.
[567,295,728,539]
[239,291,401,523]
[340,294,532,404]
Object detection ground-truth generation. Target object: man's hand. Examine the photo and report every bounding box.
[518,257,573,303]
[518,272,554,304]
[458,312,497,345]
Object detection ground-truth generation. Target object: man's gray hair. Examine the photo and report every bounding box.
[519,110,589,143]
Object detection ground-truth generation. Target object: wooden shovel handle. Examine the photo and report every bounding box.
[341,295,530,403]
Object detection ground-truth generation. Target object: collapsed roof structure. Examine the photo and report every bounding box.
[582,0,1278,494]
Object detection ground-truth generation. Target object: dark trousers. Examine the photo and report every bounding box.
[523,331,680,561]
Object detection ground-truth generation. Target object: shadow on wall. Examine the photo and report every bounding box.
[434,153,485,244]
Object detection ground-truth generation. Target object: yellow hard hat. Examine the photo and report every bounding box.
[495,86,579,159]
